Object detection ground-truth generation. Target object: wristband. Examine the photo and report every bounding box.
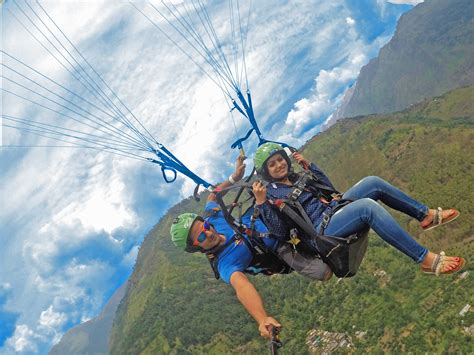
[228,174,236,184]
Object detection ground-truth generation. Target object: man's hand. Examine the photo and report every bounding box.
[209,155,246,201]
[258,317,281,339]
[231,155,246,182]
[252,181,267,205]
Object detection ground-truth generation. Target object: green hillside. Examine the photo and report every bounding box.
[110,86,474,354]
[338,0,474,118]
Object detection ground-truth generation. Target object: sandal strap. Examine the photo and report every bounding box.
[433,207,443,226]
[432,251,446,276]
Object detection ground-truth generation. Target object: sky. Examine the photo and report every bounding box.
[0,0,422,353]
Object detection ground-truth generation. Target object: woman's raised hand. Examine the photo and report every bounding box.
[292,151,310,169]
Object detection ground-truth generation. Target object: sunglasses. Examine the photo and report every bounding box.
[193,220,212,246]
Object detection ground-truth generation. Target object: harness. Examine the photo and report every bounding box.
[268,170,369,278]
[204,190,292,280]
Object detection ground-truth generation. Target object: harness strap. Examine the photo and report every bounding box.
[268,197,354,256]
[289,172,309,201]
[212,189,292,277]
[206,254,220,280]
[307,180,340,195]
[249,204,261,235]
[271,169,351,238]
[269,199,319,246]
[289,199,315,228]
[319,200,352,235]
[286,170,340,201]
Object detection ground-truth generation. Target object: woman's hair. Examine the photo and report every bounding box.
[288,171,300,183]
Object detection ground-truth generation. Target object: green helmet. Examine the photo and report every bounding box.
[170,213,201,251]
[254,142,291,180]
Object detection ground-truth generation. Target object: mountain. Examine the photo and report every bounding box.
[49,282,127,355]
[109,86,474,354]
[331,0,474,123]
[322,85,354,130]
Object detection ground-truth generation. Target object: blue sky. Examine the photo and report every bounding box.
[0,0,421,353]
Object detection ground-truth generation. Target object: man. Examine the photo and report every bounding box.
[170,155,332,339]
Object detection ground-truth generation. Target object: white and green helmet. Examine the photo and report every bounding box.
[170,212,202,252]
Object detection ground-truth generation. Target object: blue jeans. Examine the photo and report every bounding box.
[321,176,429,263]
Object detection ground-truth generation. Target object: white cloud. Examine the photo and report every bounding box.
[52,178,136,234]
[5,306,68,353]
[346,17,356,25]
[285,96,329,135]
[274,29,383,142]
[271,5,401,143]
[0,282,12,292]
[39,305,68,329]
[6,325,39,353]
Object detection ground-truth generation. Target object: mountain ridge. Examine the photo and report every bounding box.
[330,0,474,123]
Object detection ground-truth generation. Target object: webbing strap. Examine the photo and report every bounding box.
[230,127,254,150]
[308,180,340,195]
[148,146,212,188]
[229,89,266,148]
[289,173,310,201]
[290,199,315,229]
[207,254,220,280]
[236,90,262,140]
[271,197,354,250]
[294,170,340,197]
[214,189,285,262]
[228,167,256,216]
[271,199,318,238]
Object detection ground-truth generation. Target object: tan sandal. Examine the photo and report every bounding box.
[421,252,465,276]
[421,207,460,231]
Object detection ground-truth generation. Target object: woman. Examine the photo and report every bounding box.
[251,142,465,276]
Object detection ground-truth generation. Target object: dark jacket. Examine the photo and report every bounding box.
[258,163,338,241]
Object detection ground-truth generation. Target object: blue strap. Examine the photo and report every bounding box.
[161,166,177,183]
[236,90,264,145]
[258,139,291,148]
[229,89,266,150]
[147,146,212,188]
[231,99,248,118]
[246,90,260,137]
[231,128,254,150]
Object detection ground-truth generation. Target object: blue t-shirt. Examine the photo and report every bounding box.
[204,201,279,284]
